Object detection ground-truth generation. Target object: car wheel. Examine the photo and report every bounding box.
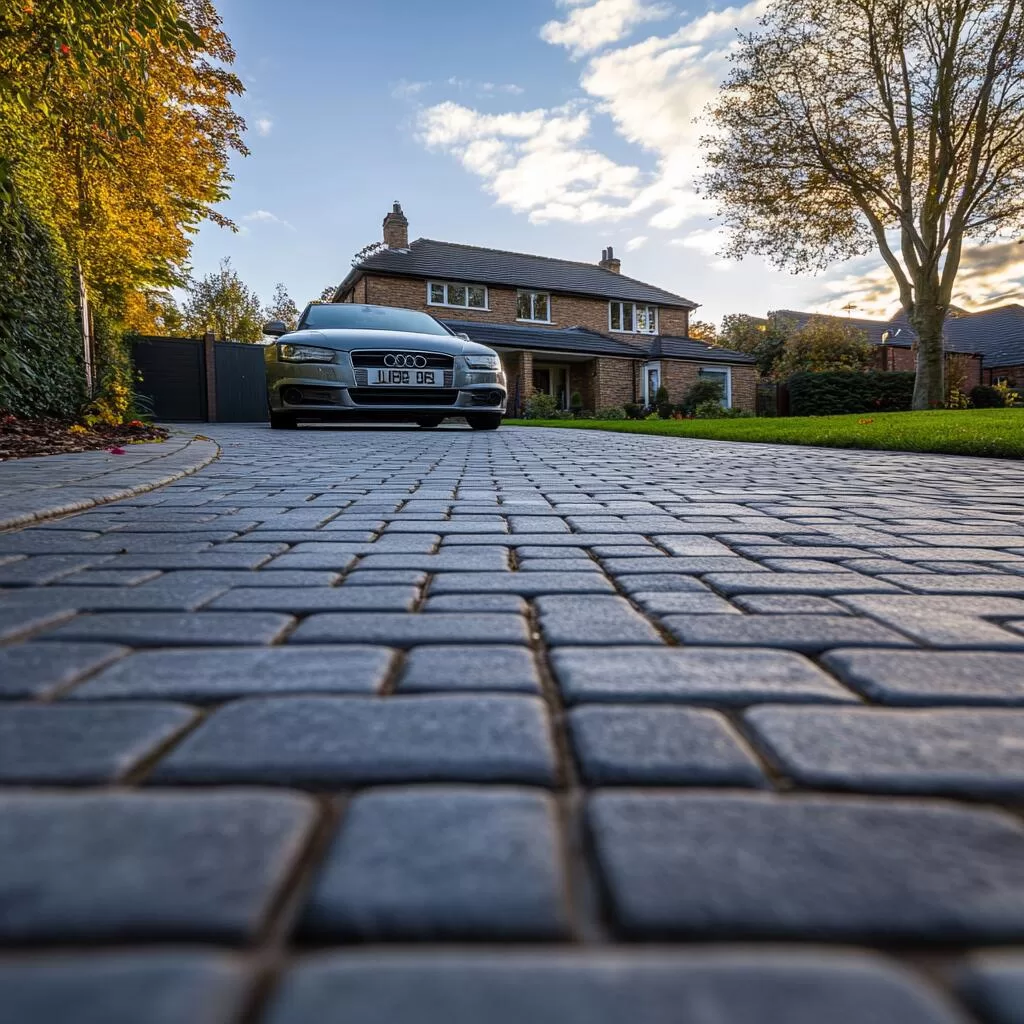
[416,417,444,429]
[269,410,298,430]
[466,413,502,431]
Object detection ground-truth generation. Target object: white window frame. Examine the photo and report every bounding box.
[516,290,552,324]
[642,362,662,405]
[698,365,732,407]
[426,280,489,311]
[609,301,658,335]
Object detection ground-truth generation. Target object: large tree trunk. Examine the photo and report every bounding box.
[909,294,946,410]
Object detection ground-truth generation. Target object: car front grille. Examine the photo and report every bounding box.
[348,388,460,407]
[351,351,455,369]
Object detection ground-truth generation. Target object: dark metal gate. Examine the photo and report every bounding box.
[215,342,268,422]
[132,336,207,421]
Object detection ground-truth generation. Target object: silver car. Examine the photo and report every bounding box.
[264,304,507,430]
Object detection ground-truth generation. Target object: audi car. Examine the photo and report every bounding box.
[263,303,506,430]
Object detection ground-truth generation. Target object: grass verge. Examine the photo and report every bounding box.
[503,408,1024,459]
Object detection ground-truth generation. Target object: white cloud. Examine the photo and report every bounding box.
[392,79,429,101]
[626,235,648,250]
[243,209,295,231]
[541,0,672,58]
[416,1,768,232]
[256,118,273,136]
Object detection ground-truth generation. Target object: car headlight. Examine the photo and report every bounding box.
[464,354,500,370]
[278,343,335,363]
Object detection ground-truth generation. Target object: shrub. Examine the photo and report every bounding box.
[524,392,559,419]
[653,385,672,418]
[786,371,915,416]
[570,390,583,412]
[623,402,642,419]
[694,399,728,418]
[596,405,627,420]
[575,408,595,419]
[971,384,1009,408]
[681,378,725,414]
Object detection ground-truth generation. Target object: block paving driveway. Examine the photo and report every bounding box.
[1,423,1024,1023]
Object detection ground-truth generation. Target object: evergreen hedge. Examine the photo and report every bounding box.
[0,195,84,417]
[787,371,916,416]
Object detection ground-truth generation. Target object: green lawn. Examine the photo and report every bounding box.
[503,408,1024,459]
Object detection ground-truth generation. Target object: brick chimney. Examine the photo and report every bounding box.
[382,201,409,249]
[599,245,621,274]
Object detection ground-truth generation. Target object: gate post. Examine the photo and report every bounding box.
[203,331,218,422]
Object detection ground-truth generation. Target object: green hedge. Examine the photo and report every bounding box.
[0,194,84,417]
[787,371,916,416]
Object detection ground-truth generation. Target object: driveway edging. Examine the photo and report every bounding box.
[0,434,220,532]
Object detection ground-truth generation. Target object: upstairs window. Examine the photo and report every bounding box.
[427,281,488,310]
[516,290,551,322]
[609,301,658,334]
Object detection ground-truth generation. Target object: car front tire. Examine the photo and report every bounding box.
[269,410,298,430]
[466,413,502,431]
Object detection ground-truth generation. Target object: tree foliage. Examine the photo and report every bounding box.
[774,317,876,377]
[318,285,338,303]
[688,319,718,342]
[701,0,1024,408]
[264,283,300,330]
[719,313,789,378]
[182,259,264,341]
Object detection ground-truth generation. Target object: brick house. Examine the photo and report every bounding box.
[773,306,1024,390]
[333,203,756,414]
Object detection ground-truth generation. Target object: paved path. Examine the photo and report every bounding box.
[0,432,219,530]
[1,422,1023,1024]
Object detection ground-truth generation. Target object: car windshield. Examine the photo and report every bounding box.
[299,304,452,336]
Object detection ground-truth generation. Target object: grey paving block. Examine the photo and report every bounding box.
[151,695,557,786]
[301,788,568,939]
[342,569,427,586]
[265,950,965,1024]
[536,595,663,646]
[551,647,853,705]
[422,594,528,614]
[662,614,913,653]
[0,790,315,941]
[519,558,602,573]
[705,573,901,595]
[822,649,1024,704]
[632,592,740,615]
[604,557,769,574]
[38,611,293,647]
[746,706,1024,797]
[615,574,711,594]
[0,953,247,1024]
[105,552,281,570]
[443,533,650,547]
[515,545,590,559]
[0,642,127,699]
[398,646,540,693]
[66,646,394,702]
[355,552,510,571]
[289,612,529,647]
[0,555,115,585]
[0,703,195,784]
[734,594,851,614]
[961,953,1024,1024]
[570,706,764,786]
[61,568,163,586]
[3,578,233,612]
[429,571,613,596]
[207,586,417,613]
[589,791,1024,940]
[0,605,75,642]
[881,574,1024,595]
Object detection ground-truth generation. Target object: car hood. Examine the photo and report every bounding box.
[280,328,496,358]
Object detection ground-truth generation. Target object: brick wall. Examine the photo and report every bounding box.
[657,362,756,413]
[595,358,636,408]
[986,364,1024,387]
[349,274,690,344]
[875,346,983,389]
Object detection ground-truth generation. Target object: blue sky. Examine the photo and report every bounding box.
[188,0,1024,325]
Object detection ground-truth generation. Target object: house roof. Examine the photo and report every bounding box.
[443,320,756,364]
[440,320,644,358]
[339,238,699,309]
[771,310,893,346]
[650,336,756,364]
[772,305,1024,367]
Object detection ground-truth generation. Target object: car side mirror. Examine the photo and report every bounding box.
[263,320,289,338]
[456,332,471,342]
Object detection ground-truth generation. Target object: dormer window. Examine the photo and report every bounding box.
[609,301,658,334]
[516,291,551,323]
[427,281,488,310]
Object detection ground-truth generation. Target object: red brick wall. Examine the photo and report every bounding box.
[985,364,1024,386]
[658,362,756,413]
[875,346,983,389]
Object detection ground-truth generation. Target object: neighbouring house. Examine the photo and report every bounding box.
[772,305,1024,390]
[333,202,757,414]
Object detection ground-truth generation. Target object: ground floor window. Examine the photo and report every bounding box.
[532,363,570,409]
[642,361,661,405]
[698,366,732,407]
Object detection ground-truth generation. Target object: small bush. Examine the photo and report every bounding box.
[694,399,728,419]
[570,390,583,412]
[682,378,725,415]
[971,384,1007,408]
[596,405,627,420]
[575,408,595,419]
[623,402,642,419]
[524,392,559,419]
[787,371,915,416]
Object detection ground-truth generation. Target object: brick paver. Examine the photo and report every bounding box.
[2,422,1024,1021]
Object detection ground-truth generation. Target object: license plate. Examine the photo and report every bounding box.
[368,368,443,387]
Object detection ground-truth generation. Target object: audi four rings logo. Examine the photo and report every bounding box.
[383,354,427,368]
